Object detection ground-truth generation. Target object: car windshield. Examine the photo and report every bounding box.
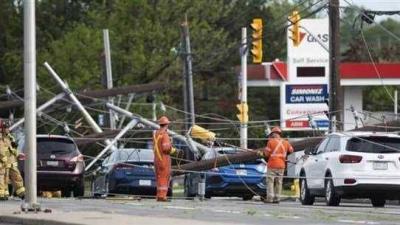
[346,136,400,153]
[37,138,76,154]
[116,149,154,163]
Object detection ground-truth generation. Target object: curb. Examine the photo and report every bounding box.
[0,215,83,225]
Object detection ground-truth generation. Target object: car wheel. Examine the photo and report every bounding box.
[62,188,73,197]
[205,192,211,199]
[73,181,85,197]
[325,177,340,206]
[242,194,254,201]
[371,198,385,207]
[300,177,315,205]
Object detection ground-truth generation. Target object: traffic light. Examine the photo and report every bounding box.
[289,11,301,47]
[250,18,263,64]
[236,103,249,123]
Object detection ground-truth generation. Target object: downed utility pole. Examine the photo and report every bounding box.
[106,103,209,155]
[172,150,260,176]
[10,93,66,131]
[0,83,165,111]
[44,62,117,152]
[85,118,139,171]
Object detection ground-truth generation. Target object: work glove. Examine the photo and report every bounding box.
[17,153,25,161]
[256,150,264,158]
[170,148,183,157]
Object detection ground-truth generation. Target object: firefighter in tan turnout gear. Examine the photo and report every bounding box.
[0,121,7,200]
[0,119,25,200]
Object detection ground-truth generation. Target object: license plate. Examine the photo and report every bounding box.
[46,161,59,167]
[373,162,388,170]
[236,170,247,176]
[139,180,151,186]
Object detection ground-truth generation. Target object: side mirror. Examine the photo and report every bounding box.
[304,146,316,155]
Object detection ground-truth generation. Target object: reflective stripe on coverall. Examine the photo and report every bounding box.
[153,130,173,200]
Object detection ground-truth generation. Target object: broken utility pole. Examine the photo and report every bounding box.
[0,83,165,111]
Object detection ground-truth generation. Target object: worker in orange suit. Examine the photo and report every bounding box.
[153,116,178,202]
[258,126,293,204]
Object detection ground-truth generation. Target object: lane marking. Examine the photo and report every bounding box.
[164,206,196,210]
[211,209,241,214]
[338,219,380,224]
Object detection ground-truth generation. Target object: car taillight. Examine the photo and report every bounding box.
[70,154,84,162]
[339,155,362,163]
[344,178,356,184]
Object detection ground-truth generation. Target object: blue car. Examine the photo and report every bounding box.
[91,148,172,197]
[186,147,267,200]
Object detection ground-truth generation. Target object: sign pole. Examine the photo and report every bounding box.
[23,0,39,211]
[240,27,248,149]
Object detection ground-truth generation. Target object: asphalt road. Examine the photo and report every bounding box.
[2,197,400,225]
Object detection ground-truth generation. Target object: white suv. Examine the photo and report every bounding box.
[299,132,400,207]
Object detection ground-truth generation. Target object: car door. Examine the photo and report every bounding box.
[313,135,341,189]
[306,137,330,189]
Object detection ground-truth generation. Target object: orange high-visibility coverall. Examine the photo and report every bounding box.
[153,129,173,200]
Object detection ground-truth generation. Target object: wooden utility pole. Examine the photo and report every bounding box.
[329,0,342,132]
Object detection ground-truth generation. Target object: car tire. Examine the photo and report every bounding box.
[242,194,254,201]
[325,177,340,206]
[371,198,385,207]
[300,177,315,205]
[62,188,73,197]
[205,192,211,199]
[73,181,85,197]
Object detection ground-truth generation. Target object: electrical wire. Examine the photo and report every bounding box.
[360,28,395,102]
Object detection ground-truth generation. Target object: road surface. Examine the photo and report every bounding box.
[1,197,400,225]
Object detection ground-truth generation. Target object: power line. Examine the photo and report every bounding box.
[343,0,400,43]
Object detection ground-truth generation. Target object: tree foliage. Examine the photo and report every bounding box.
[1,1,400,147]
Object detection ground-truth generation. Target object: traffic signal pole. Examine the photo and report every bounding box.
[240,27,248,149]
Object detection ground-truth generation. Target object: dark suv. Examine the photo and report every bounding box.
[18,134,85,197]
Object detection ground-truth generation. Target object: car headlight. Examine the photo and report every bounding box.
[256,164,267,173]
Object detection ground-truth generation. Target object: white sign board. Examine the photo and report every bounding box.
[281,18,329,131]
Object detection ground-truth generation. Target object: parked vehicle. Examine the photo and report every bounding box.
[185,147,267,200]
[299,132,400,207]
[91,148,172,197]
[18,134,85,197]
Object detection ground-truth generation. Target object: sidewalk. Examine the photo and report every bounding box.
[0,200,245,225]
